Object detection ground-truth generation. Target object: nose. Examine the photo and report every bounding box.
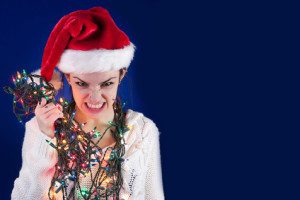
[88,88,102,103]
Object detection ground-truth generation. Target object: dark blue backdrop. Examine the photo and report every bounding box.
[1,1,189,199]
[0,0,295,200]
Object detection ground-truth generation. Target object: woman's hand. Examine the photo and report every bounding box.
[34,98,63,138]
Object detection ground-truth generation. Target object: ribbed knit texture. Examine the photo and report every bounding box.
[11,109,164,200]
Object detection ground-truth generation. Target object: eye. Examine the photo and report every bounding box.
[75,82,88,87]
[101,82,114,87]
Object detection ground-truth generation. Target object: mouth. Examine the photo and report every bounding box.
[84,102,106,114]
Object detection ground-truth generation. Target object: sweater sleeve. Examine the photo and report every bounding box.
[11,117,59,200]
[144,119,165,200]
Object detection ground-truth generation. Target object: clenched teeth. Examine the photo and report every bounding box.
[87,102,104,109]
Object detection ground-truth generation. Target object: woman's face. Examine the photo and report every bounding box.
[66,69,125,120]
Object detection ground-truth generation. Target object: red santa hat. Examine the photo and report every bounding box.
[40,6,135,82]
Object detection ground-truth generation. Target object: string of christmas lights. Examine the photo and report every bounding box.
[4,70,130,200]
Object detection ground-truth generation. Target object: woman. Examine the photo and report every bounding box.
[11,7,164,200]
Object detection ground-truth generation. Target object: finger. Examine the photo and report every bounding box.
[48,112,63,124]
[44,107,59,117]
[56,104,63,111]
[45,109,62,119]
[43,102,63,113]
[35,98,46,114]
[44,109,62,119]
[43,103,56,113]
[45,90,52,96]
[38,98,47,108]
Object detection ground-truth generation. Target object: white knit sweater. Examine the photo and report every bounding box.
[11,109,164,200]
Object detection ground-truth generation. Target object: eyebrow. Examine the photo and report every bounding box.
[73,77,117,84]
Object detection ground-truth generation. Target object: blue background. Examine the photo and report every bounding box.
[0,0,296,200]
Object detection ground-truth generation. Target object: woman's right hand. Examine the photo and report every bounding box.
[34,98,63,139]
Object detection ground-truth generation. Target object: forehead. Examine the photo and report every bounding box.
[71,70,119,81]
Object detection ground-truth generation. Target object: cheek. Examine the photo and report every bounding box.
[71,87,89,102]
[105,87,119,99]
[93,88,117,105]
[100,91,116,104]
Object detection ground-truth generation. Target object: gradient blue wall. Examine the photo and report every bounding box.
[0,1,182,199]
[1,0,290,199]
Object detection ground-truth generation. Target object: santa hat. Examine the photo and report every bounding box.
[39,6,135,83]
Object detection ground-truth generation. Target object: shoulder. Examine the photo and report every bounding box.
[123,109,161,160]
[125,109,160,139]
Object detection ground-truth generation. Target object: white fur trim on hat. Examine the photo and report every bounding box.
[57,42,135,74]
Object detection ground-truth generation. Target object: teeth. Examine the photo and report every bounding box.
[87,102,104,109]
